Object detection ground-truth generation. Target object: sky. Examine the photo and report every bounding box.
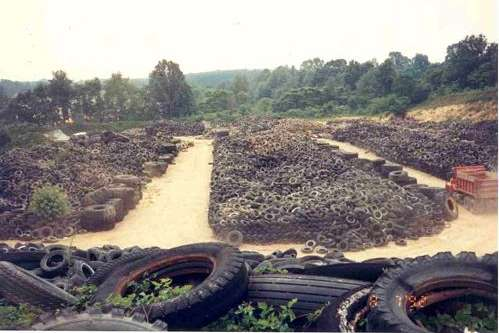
[0,0,497,81]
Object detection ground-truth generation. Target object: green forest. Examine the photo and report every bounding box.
[0,34,496,126]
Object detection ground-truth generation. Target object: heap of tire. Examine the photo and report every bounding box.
[209,119,447,251]
[330,119,497,180]
[0,241,495,332]
[0,121,194,240]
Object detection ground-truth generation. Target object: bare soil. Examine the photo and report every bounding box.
[10,136,497,260]
[407,100,497,123]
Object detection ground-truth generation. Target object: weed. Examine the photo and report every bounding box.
[0,299,41,330]
[204,299,297,332]
[252,262,288,275]
[71,284,97,312]
[414,302,497,333]
[107,277,192,311]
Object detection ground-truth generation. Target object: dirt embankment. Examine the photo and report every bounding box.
[406,89,498,123]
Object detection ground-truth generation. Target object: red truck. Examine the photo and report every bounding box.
[446,165,498,214]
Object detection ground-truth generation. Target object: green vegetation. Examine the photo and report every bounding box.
[0,34,496,127]
[107,277,192,311]
[0,300,41,330]
[252,262,288,275]
[28,185,71,220]
[72,284,98,312]
[414,302,497,333]
[204,299,297,332]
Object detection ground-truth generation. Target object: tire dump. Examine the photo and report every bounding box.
[0,118,497,332]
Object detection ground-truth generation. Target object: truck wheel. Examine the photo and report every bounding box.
[442,193,458,221]
[366,252,497,332]
[93,243,248,330]
[31,310,168,331]
[248,273,369,316]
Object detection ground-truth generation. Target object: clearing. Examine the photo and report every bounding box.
[15,136,497,260]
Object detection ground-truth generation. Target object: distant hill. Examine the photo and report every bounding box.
[186,69,262,87]
[0,69,263,96]
[0,79,46,97]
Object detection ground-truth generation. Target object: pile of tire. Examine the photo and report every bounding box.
[209,119,445,251]
[330,119,497,180]
[0,121,189,240]
[0,241,495,332]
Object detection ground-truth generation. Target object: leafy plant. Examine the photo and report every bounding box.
[204,299,297,331]
[414,302,497,333]
[0,300,41,330]
[71,284,97,312]
[107,277,192,311]
[252,262,288,275]
[28,185,71,220]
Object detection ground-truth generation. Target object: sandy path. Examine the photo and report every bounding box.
[315,138,498,260]
[8,136,496,260]
[46,137,217,249]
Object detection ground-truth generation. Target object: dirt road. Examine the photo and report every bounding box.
[11,136,496,260]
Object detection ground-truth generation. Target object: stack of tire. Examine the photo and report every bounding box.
[80,175,143,232]
[0,241,495,332]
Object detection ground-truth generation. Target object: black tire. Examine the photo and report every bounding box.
[366,252,498,333]
[303,262,394,282]
[316,285,372,332]
[31,310,168,331]
[93,243,248,329]
[225,230,243,247]
[439,192,459,221]
[87,248,164,286]
[0,261,77,309]
[247,274,370,316]
[0,251,46,270]
[40,250,70,278]
[80,204,116,231]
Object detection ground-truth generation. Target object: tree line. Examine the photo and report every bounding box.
[193,34,497,118]
[0,34,496,125]
[0,60,194,125]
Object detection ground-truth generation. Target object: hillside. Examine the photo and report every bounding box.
[406,89,498,122]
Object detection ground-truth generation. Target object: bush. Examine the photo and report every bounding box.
[366,94,410,115]
[28,185,71,220]
[204,299,297,332]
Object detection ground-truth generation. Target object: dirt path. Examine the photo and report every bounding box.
[9,136,496,260]
[49,137,217,249]
[316,138,498,260]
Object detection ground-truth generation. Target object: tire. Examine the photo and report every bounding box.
[247,274,370,316]
[438,192,459,221]
[303,262,394,282]
[112,175,141,189]
[106,198,126,223]
[93,243,248,329]
[0,251,47,270]
[316,285,372,332]
[87,248,164,286]
[0,261,77,309]
[80,204,116,231]
[31,310,168,331]
[225,230,243,247]
[40,250,70,278]
[366,252,498,333]
[106,186,136,210]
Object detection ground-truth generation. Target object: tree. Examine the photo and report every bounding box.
[444,34,489,88]
[147,60,194,118]
[103,73,139,121]
[48,70,73,122]
[73,78,104,121]
[199,89,235,113]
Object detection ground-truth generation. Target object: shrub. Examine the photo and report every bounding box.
[28,185,71,220]
[204,299,297,331]
[0,300,41,330]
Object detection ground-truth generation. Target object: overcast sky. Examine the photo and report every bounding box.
[0,0,496,81]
